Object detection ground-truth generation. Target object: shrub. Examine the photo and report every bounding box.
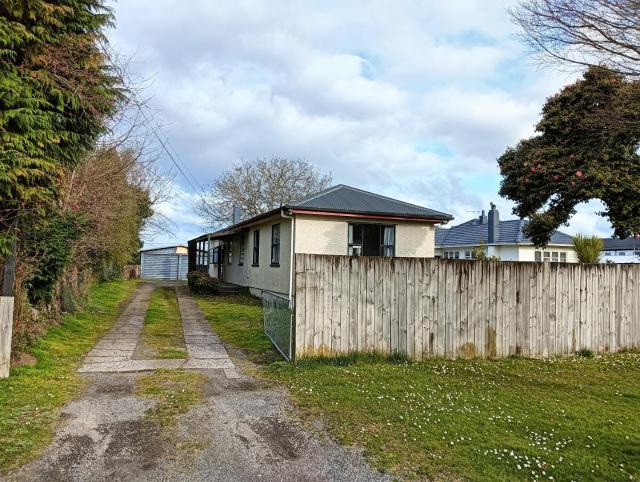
[187,271,220,294]
[572,235,603,263]
[576,348,595,358]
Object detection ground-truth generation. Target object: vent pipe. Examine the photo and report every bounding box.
[232,205,242,225]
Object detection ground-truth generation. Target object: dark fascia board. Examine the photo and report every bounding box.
[287,205,453,222]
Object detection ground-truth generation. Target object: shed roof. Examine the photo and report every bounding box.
[139,245,187,253]
[435,218,573,247]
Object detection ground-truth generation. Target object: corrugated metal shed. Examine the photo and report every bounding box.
[140,246,188,280]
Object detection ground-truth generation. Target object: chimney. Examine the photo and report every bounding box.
[232,205,242,225]
[487,202,499,243]
[478,210,487,225]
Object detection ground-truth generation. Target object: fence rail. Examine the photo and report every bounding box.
[262,291,292,360]
[294,254,640,359]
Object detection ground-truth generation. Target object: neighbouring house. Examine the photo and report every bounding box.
[601,237,640,263]
[140,245,189,280]
[435,203,578,262]
[188,184,452,297]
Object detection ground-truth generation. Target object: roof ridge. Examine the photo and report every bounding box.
[288,184,345,206]
[328,184,452,217]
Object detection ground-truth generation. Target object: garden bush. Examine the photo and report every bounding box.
[187,271,220,294]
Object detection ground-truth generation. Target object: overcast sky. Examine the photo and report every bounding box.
[107,0,614,248]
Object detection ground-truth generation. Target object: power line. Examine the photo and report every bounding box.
[137,106,204,195]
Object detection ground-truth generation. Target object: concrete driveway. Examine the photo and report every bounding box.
[6,283,388,482]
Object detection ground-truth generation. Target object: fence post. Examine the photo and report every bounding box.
[0,296,15,378]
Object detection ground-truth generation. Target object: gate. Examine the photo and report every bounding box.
[261,291,292,361]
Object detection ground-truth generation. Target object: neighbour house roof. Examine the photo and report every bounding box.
[602,237,640,251]
[206,184,453,239]
[435,218,574,247]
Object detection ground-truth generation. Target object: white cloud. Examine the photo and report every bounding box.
[107,0,610,245]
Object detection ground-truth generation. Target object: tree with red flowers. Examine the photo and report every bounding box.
[498,66,640,246]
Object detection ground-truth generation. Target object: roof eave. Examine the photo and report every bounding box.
[289,207,452,222]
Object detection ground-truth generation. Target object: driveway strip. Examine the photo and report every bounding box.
[78,283,239,378]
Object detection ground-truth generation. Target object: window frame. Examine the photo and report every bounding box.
[347,223,395,257]
[227,240,233,265]
[252,230,260,266]
[271,223,281,267]
[238,235,245,266]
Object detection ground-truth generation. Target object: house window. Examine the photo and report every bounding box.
[444,251,460,259]
[537,250,567,262]
[239,236,245,266]
[464,251,472,260]
[271,224,280,266]
[252,230,260,266]
[618,251,626,256]
[605,252,612,256]
[227,241,233,265]
[348,223,395,257]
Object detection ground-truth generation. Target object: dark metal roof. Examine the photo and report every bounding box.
[193,184,454,242]
[602,237,640,250]
[289,184,453,221]
[435,218,573,246]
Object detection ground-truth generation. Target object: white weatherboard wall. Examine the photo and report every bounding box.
[221,217,292,297]
[294,214,436,257]
[437,244,577,263]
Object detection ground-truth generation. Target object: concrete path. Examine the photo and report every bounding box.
[78,284,238,378]
[6,283,388,481]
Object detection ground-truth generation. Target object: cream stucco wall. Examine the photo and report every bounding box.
[294,214,436,257]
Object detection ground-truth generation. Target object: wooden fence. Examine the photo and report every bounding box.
[293,254,640,359]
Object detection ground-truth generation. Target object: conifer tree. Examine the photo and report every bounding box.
[0,1,123,256]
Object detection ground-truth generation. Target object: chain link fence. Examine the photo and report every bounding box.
[261,291,292,361]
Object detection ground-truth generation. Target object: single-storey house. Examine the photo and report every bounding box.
[435,203,578,262]
[188,184,452,297]
[601,237,640,263]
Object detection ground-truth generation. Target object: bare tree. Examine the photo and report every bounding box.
[510,0,640,78]
[197,157,332,229]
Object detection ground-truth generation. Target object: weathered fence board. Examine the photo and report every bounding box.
[293,255,640,359]
[0,296,15,378]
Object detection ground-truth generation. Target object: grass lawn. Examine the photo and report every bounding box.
[0,280,137,472]
[270,353,640,481]
[141,287,187,359]
[196,294,640,481]
[195,294,280,364]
